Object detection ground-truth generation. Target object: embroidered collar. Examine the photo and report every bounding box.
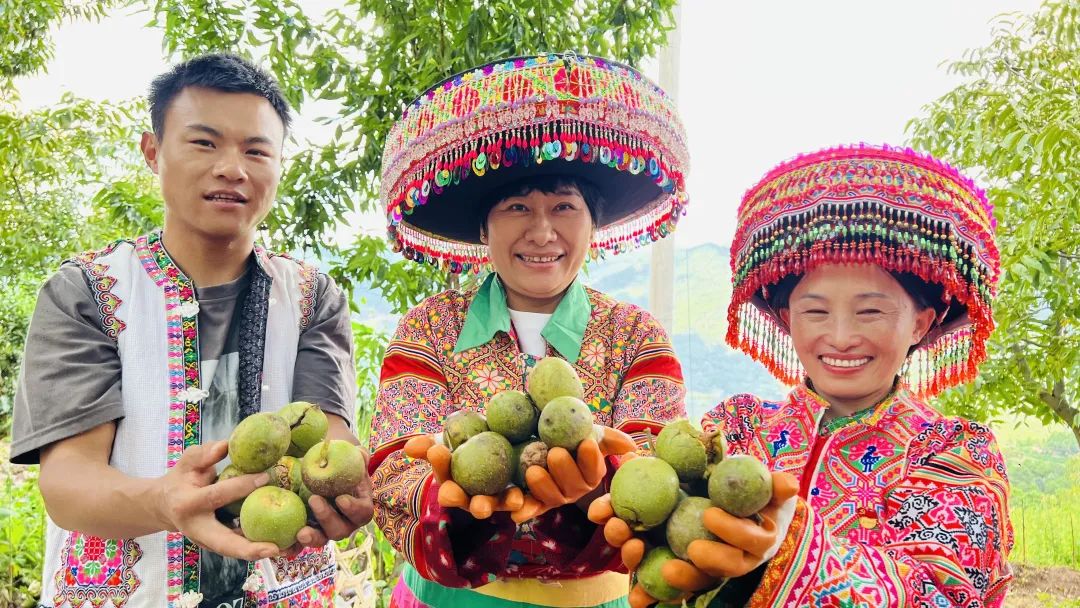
[798,381,904,435]
[146,230,269,290]
[454,273,592,363]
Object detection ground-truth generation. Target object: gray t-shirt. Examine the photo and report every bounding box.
[11,256,356,608]
[11,262,355,465]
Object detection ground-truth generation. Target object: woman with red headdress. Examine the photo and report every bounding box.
[593,144,1013,607]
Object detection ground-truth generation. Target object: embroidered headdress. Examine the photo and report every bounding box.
[380,53,689,273]
[727,144,999,397]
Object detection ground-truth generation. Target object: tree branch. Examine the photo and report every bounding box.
[1038,384,1080,447]
[8,166,28,207]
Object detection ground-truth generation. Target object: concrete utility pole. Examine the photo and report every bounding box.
[649,1,681,331]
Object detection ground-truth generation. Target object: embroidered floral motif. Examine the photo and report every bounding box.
[469,364,507,394]
[588,396,612,415]
[579,339,606,369]
[54,532,142,608]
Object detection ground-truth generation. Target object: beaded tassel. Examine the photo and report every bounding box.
[726,144,999,398]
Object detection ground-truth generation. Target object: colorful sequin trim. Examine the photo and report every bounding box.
[727,144,999,398]
[136,232,202,599]
[380,53,689,273]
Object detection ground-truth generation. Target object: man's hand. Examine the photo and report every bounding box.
[158,440,282,561]
[39,423,280,559]
[291,413,376,554]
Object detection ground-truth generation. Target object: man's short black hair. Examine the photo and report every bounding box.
[478,175,604,232]
[148,52,291,137]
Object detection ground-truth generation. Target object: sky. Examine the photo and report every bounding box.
[15,0,1043,247]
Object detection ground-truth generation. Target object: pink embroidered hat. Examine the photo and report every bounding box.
[727,144,1000,397]
[379,53,689,274]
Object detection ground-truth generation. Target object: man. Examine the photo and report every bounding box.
[10,53,373,607]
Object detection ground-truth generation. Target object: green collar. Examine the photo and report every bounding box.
[454,273,592,363]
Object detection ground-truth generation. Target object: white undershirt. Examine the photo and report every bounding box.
[508,309,552,358]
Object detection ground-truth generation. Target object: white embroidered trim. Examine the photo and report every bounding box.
[242,570,265,592]
[176,591,204,608]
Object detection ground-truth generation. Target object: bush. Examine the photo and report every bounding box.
[0,466,45,608]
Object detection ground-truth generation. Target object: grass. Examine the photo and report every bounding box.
[0,445,45,608]
[993,416,1080,569]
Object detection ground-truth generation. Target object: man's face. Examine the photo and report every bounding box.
[141,86,285,241]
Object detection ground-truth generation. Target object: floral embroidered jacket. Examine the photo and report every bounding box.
[369,276,686,589]
[702,386,1013,607]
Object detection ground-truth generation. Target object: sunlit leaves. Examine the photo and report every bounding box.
[908,0,1080,445]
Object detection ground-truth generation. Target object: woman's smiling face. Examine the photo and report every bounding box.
[780,264,936,411]
[482,184,595,313]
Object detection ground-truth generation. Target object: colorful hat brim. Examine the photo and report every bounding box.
[726,144,999,397]
[381,53,689,272]
[399,154,665,244]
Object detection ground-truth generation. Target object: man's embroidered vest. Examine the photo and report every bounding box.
[41,234,335,608]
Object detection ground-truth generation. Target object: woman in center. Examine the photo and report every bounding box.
[368,54,690,608]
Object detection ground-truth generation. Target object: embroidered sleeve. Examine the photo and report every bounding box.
[66,240,128,340]
[609,307,686,442]
[748,420,1013,608]
[701,393,762,454]
[369,300,514,588]
[292,274,356,425]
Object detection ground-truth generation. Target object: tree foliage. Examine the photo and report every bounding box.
[1,0,677,406]
[131,0,678,420]
[0,0,112,81]
[144,0,676,280]
[0,93,156,404]
[908,0,1080,447]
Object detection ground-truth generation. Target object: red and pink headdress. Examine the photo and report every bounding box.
[727,144,999,397]
[380,53,689,273]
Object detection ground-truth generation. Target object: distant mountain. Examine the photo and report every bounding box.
[349,242,787,421]
[587,243,786,419]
